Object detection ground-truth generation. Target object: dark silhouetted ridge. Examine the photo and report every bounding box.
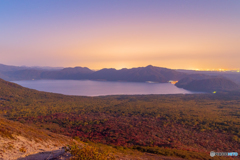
[176,76,240,92]
[0,64,187,82]
[90,65,186,82]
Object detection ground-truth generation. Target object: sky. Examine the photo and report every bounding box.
[0,0,240,70]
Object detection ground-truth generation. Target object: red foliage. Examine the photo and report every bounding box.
[21,112,240,152]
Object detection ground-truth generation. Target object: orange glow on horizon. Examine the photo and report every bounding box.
[1,1,240,70]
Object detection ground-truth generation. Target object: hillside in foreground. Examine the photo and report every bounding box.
[0,78,239,159]
[0,79,191,160]
[0,114,187,160]
[0,116,76,160]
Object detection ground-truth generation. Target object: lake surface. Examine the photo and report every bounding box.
[13,80,197,96]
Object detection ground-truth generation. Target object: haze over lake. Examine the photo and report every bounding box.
[13,80,198,96]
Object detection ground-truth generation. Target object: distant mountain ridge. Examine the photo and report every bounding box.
[90,65,187,82]
[0,64,62,72]
[1,63,240,92]
[0,64,187,82]
[0,64,29,72]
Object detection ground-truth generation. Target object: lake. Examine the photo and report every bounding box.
[13,80,198,96]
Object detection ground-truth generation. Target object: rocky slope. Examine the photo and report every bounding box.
[0,117,75,160]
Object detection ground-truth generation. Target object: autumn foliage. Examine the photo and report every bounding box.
[1,79,240,159]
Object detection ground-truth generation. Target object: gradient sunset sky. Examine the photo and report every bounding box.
[0,0,240,70]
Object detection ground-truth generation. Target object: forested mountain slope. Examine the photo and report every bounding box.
[176,76,240,92]
[0,78,239,159]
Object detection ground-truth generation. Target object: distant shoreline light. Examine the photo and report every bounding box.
[188,68,240,72]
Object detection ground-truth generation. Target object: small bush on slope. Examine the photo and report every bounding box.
[69,143,115,160]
